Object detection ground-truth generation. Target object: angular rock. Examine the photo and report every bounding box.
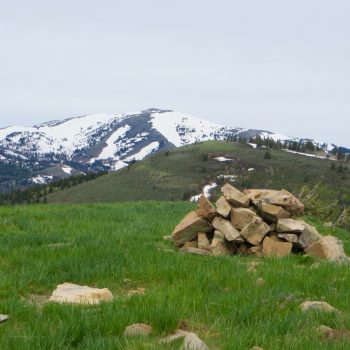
[212,217,241,242]
[49,283,113,304]
[211,231,236,256]
[231,207,256,230]
[0,314,9,323]
[237,243,250,255]
[258,203,291,223]
[276,218,305,233]
[262,236,292,257]
[161,329,209,350]
[180,247,211,256]
[240,216,270,245]
[300,301,337,313]
[248,245,263,257]
[172,211,212,247]
[195,195,216,220]
[245,189,304,215]
[221,183,250,207]
[197,232,211,250]
[277,233,299,243]
[183,240,198,248]
[305,236,348,262]
[123,323,152,336]
[215,196,232,218]
[298,221,321,249]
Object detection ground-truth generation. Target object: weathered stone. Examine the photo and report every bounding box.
[180,247,211,256]
[212,217,241,242]
[221,183,250,207]
[184,240,198,248]
[237,243,250,255]
[161,329,209,350]
[231,207,256,230]
[49,283,113,304]
[197,232,211,250]
[305,236,348,262]
[215,196,232,218]
[298,221,321,249]
[195,195,216,220]
[240,216,270,245]
[277,233,299,243]
[123,323,152,336]
[258,203,291,222]
[248,245,263,257]
[172,211,212,247]
[276,218,305,233]
[300,301,337,313]
[262,236,292,257]
[211,231,237,256]
[245,189,304,215]
[0,314,9,323]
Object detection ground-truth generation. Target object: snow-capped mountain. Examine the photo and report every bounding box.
[0,108,344,191]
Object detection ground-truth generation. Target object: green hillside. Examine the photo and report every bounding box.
[1,203,350,349]
[47,141,350,207]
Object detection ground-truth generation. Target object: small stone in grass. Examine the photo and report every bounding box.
[123,323,152,336]
[0,314,9,323]
[300,301,338,313]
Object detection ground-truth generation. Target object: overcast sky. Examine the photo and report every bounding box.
[0,0,349,146]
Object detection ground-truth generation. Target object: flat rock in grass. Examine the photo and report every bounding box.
[161,329,209,350]
[195,195,216,220]
[197,232,211,250]
[300,301,337,313]
[240,216,270,245]
[262,236,292,257]
[172,211,212,247]
[215,196,232,218]
[180,247,211,256]
[277,233,299,243]
[298,221,322,249]
[123,323,152,336]
[231,207,256,230]
[212,217,241,242]
[305,236,348,262]
[245,189,304,216]
[49,283,113,304]
[0,314,9,323]
[259,203,291,223]
[221,183,250,207]
[276,218,305,233]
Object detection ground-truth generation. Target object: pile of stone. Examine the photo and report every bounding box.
[171,184,348,262]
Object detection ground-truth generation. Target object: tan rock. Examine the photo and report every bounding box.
[49,283,113,304]
[240,216,270,245]
[300,301,337,313]
[231,207,256,230]
[305,236,348,262]
[298,221,321,249]
[172,211,212,247]
[212,216,241,242]
[197,232,211,250]
[262,236,292,257]
[183,240,198,248]
[237,243,250,255]
[179,247,211,256]
[277,233,298,243]
[123,323,152,336]
[195,195,216,220]
[276,218,305,233]
[0,314,9,323]
[211,231,237,256]
[245,189,304,215]
[161,329,209,350]
[248,245,263,257]
[215,196,232,218]
[259,203,291,222]
[221,183,250,207]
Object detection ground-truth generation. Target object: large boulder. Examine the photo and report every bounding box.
[305,236,348,262]
[276,218,305,233]
[240,216,270,245]
[298,220,321,249]
[195,195,216,220]
[215,196,232,218]
[212,217,241,242]
[245,189,304,215]
[221,183,250,207]
[231,207,256,230]
[262,236,292,257]
[49,283,113,304]
[258,203,291,223]
[172,211,212,247]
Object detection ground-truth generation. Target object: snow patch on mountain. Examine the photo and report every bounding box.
[125,141,160,162]
[61,166,73,175]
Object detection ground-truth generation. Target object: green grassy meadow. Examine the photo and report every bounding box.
[1,202,350,349]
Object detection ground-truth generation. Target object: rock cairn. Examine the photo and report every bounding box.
[171,184,348,262]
